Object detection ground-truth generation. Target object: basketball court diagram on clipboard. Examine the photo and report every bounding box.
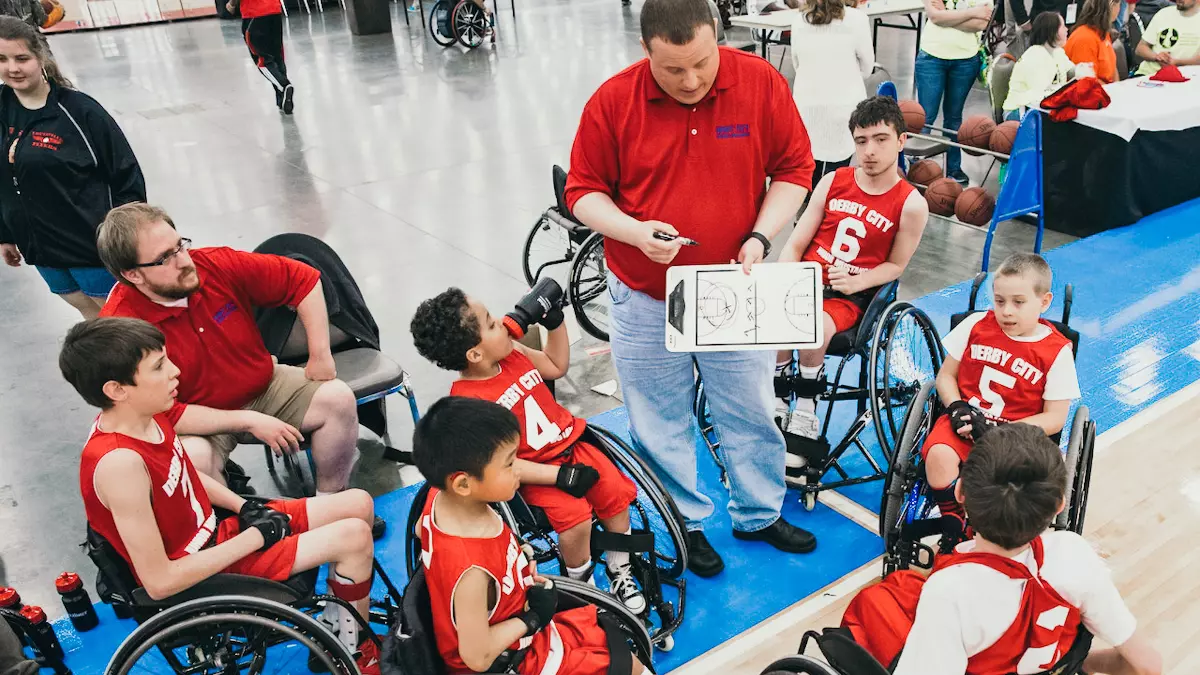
[665,262,824,352]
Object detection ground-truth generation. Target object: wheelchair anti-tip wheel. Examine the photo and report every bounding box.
[868,302,943,462]
[104,595,358,675]
[1056,405,1095,534]
[569,232,611,342]
[428,0,457,46]
[878,380,939,577]
[452,0,490,48]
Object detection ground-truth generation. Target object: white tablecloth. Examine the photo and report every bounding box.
[728,0,923,28]
[1068,66,1200,142]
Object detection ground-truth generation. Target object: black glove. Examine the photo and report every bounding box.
[504,278,565,338]
[947,400,999,441]
[239,501,292,551]
[519,580,558,637]
[555,463,600,498]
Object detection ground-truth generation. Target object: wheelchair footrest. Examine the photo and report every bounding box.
[591,527,655,556]
[774,373,828,399]
[783,432,830,468]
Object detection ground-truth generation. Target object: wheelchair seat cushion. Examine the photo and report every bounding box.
[826,325,858,357]
[332,348,407,400]
[131,569,319,609]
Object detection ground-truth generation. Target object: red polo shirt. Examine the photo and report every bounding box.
[101,247,320,410]
[564,47,814,301]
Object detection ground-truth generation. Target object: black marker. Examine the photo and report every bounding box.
[653,231,700,247]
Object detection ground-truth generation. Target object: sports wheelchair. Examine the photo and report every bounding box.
[84,507,404,674]
[521,165,610,342]
[760,624,1094,675]
[694,283,944,510]
[427,0,496,48]
[384,566,656,674]
[879,273,1096,577]
[403,426,688,652]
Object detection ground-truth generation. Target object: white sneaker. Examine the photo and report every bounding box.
[774,398,791,431]
[605,563,647,614]
[785,409,820,440]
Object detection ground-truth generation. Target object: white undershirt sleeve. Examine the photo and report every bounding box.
[1041,344,1081,401]
[941,312,986,362]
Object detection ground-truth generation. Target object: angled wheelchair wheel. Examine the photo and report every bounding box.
[569,233,610,342]
[522,210,579,287]
[551,576,656,670]
[452,0,490,48]
[498,494,566,571]
[692,380,729,489]
[405,483,433,577]
[264,447,317,498]
[589,425,689,580]
[1057,405,1096,534]
[868,302,943,462]
[428,0,457,46]
[105,595,357,675]
[759,655,842,675]
[879,380,938,577]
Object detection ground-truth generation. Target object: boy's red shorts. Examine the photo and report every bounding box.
[825,297,865,334]
[841,570,925,668]
[519,605,612,675]
[520,440,638,533]
[920,416,975,463]
[216,499,310,581]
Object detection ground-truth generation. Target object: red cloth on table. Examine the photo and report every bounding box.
[1040,78,1112,122]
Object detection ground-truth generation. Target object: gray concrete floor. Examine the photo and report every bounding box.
[0,3,1070,613]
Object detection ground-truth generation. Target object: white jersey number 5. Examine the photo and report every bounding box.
[969,365,1016,418]
[523,397,562,451]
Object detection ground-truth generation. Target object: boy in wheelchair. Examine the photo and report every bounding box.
[924,254,1080,549]
[411,287,645,614]
[773,96,929,450]
[840,424,1161,675]
[411,396,649,675]
[59,317,383,674]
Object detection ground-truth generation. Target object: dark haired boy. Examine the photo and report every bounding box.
[60,317,382,674]
[410,288,644,612]
[774,96,930,454]
[841,424,1161,675]
[412,397,648,675]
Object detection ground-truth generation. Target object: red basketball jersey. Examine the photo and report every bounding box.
[803,167,915,284]
[451,350,585,463]
[957,312,1073,423]
[79,405,218,583]
[420,488,570,675]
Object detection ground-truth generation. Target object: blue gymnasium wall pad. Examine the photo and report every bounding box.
[34,197,1200,673]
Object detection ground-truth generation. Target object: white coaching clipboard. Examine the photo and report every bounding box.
[665,262,824,352]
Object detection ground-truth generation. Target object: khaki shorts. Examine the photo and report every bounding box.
[206,364,323,460]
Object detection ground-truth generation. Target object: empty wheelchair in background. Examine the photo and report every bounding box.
[521,165,611,342]
[428,0,493,48]
[86,513,405,675]
[404,426,689,652]
[254,233,422,497]
[694,283,943,510]
[386,567,657,674]
[879,273,1095,576]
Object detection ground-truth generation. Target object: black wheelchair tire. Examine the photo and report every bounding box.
[569,232,610,342]
[405,483,433,578]
[878,380,938,569]
[452,0,489,48]
[758,654,842,675]
[868,302,943,462]
[588,425,690,580]
[1057,406,1095,534]
[550,576,655,670]
[105,595,356,675]
[522,213,576,287]
[428,1,457,46]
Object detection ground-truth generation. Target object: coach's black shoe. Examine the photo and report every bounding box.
[372,515,387,540]
[733,517,817,554]
[280,84,295,115]
[686,531,725,577]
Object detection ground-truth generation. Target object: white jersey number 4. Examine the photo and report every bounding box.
[523,397,562,451]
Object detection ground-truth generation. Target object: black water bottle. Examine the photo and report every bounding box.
[0,587,21,612]
[503,277,565,339]
[56,572,99,631]
[18,606,64,660]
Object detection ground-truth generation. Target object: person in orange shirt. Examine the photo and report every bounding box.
[1064,0,1121,82]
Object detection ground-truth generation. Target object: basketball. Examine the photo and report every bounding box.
[957,115,996,155]
[989,120,1019,157]
[899,100,926,135]
[925,177,962,216]
[906,159,943,188]
[41,0,64,27]
[955,186,995,226]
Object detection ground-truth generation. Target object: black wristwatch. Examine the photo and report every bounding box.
[744,231,772,257]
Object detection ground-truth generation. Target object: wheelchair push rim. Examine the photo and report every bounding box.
[105,595,357,675]
[868,302,943,463]
[879,380,938,572]
[569,232,611,343]
[522,211,578,287]
[1057,405,1095,534]
[550,576,656,671]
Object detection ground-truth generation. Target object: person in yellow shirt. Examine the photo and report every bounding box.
[1004,12,1076,117]
[1136,0,1200,74]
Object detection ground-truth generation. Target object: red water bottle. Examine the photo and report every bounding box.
[0,587,21,612]
[56,572,99,631]
[18,605,63,660]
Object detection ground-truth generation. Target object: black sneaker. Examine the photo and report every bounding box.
[372,515,386,540]
[280,84,295,115]
[686,531,725,577]
[732,517,816,553]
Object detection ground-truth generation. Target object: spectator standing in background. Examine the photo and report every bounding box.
[790,0,874,186]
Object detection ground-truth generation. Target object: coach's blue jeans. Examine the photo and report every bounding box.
[607,273,786,533]
[915,49,981,176]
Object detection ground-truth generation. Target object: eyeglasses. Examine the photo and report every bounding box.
[134,238,192,268]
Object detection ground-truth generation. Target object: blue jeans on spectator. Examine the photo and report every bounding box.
[35,265,117,297]
[915,49,981,176]
[607,272,786,533]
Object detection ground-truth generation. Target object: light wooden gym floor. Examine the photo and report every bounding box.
[672,382,1200,675]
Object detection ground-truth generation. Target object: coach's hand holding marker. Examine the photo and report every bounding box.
[638,221,686,264]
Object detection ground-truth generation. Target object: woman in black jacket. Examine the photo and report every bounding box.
[0,17,145,318]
